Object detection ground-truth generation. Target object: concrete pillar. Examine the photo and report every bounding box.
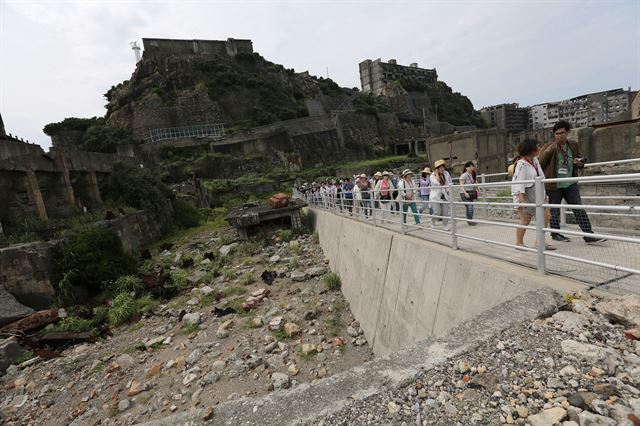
[87,170,103,205]
[53,150,76,211]
[25,171,48,220]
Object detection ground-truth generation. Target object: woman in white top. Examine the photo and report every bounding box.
[397,169,420,225]
[511,139,555,250]
[429,159,453,230]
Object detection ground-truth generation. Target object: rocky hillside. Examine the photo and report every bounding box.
[104,52,355,139]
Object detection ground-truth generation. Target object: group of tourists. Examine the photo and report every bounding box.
[298,120,605,250]
[297,158,482,229]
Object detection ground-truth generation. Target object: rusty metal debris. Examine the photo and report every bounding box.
[0,309,59,334]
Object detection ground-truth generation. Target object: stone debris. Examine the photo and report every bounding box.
[0,230,373,425]
[317,293,640,426]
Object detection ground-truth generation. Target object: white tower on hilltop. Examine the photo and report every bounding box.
[130,41,141,63]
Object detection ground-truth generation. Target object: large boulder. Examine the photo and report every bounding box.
[0,285,34,327]
[596,294,640,327]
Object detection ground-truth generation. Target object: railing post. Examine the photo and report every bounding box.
[480,174,487,218]
[400,200,406,234]
[534,176,546,274]
[560,199,566,226]
[449,183,457,250]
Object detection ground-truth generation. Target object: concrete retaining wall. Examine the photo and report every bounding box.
[310,208,585,356]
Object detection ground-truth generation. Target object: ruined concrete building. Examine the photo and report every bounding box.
[359,58,438,95]
[142,37,253,59]
[479,103,529,132]
[0,114,132,224]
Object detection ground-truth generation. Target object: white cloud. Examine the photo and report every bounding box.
[1,0,638,149]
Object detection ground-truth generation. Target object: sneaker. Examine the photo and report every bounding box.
[467,221,477,226]
[551,233,571,242]
[584,237,607,243]
[444,226,451,231]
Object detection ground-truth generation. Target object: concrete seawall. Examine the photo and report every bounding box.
[309,208,586,356]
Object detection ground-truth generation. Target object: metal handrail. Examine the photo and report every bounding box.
[296,171,640,281]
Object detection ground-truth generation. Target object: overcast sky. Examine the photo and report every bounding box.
[1,0,638,149]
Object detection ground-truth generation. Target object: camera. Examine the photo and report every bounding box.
[576,157,588,164]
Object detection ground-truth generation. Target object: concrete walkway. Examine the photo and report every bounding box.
[320,206,640,295]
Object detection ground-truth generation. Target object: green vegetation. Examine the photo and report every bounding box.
[323,272,342,292]
[352,93,391,115]
[222,285,247,297]
[43,117,104,136]
[180,323,200,335]
[54,226,135,296]
[52,316,95,333]
[171,197,202,228]
[43,117,140,153]
[109,275,145,296]
[108,293,139,326]
[239,272,255,286]
[279,229,294,242]
[311,231,320,244]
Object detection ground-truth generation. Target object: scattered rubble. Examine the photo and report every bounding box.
[317,292,640,425]
[0,229,373,425]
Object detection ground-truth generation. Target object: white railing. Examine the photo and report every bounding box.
[296,168,640,288]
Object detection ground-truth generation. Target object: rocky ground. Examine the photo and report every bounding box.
[0,227,374,425]
[317,293,640,426]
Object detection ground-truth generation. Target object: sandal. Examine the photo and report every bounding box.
[515,244,528,251]
[545,243,557,251]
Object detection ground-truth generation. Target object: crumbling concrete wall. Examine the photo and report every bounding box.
[0,139,44,161]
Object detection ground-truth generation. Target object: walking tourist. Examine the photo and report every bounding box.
[459,161,478,225]
[419,167,432,216]
[538,121,606,243]
[397,169,420,225]
[511,139,556,250]
[342,178,354,214]
[429,159,452,230]
[375,171,395,222]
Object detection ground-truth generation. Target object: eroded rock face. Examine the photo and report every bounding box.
[0,242,56,310]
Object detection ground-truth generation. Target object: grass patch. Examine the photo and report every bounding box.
[200,293,217,307]
[52,316,98,336]
[323,272,341,291]
[223,286,247,297]
[271,329,289,341]
[288,241,303,256]
[279,229,294,242]
[170,270,190,290]
[324,316,344,337]
[108,293,138,326]
[180,323,201,335]
[311,231,319,244]
[240,272,255,286]
[137,294,160,316]
[221,268,236,281]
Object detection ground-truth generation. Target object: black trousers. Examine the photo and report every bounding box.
[547,184,593,237]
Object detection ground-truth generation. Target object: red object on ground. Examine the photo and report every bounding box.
[624,328,640,340]
[269,193,289,208]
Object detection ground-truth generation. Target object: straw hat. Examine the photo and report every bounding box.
[434,159,446,169]
[382,170,390,176]
[374,171,382,177]
[421,167,431,174]
[401,169,414,177]
[359,173,367,178]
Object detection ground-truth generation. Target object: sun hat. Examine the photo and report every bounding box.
[374,171,382,177]
[401,169,414,177]
[382,171,390,176]
[359,173,367,178]
[422,167,431,174]
[434,159,446,169]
